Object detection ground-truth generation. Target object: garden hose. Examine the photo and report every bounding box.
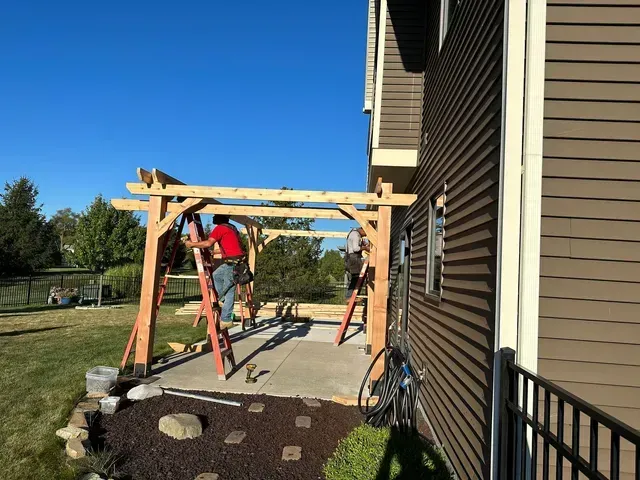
[358,344,422,433]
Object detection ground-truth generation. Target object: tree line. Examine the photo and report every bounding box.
[0,179,346,285]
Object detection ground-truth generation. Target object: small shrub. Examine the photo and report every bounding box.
[324,424,451,480]
[78,448,123,478]
[104,263,143,299]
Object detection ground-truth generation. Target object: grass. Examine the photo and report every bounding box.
[0,304,208,480]
[324,424,452,480]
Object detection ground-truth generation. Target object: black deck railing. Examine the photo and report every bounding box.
[498,347,640,480]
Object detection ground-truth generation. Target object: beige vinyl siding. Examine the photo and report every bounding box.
[378,0,424,149]
[538,1,640,477]
[386,0,504,478]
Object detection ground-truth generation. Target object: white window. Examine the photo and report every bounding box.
[439,0,458,50]
[426,191,445,298]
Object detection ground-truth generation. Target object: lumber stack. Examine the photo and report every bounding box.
[175,301,365,321]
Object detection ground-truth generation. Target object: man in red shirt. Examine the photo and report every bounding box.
[185,215,245,329]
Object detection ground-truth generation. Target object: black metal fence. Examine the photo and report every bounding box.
[0,273,347,308]
[498,347,640,479]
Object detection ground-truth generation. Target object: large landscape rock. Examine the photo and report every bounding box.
[158,413,203,440]
[127,384,164,401]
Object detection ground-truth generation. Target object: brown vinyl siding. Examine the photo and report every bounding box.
[538,0,640,476]
[377,0,424,149]
[386,0,504,478]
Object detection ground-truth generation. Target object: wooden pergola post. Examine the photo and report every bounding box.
[371,183,393,382]
[134,195,168,377]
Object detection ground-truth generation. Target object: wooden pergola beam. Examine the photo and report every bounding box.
[111,199,378,221]
[126,182,417,206]
[137,168,154,185]
[243,228,347,239]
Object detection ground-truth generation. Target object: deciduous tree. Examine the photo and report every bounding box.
[74,195,146,271]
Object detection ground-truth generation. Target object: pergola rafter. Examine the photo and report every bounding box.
[113,168,417,382]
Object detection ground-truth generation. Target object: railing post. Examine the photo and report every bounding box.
[499,347,517,480]
[182,279,187,301]
[60,274,64,288]
[27,275,32,305]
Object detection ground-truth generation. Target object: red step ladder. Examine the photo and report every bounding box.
[192,282,257,331]
[121,212,236,380]
[334,258,369,346]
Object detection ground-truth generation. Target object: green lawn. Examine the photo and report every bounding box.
[0,305,208,480]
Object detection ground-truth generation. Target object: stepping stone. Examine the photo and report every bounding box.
[295,416,311,428]
[248,402,265,413]
[303,398,321,408]
[195,474,219,480]
[282,446,302,461]
[224,430,247,444]
[56,426,89,441]
[159,414,203,440]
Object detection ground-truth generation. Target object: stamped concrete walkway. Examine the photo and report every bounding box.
[154,317,370,400]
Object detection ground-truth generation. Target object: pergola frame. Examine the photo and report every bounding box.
[111,168,417,382]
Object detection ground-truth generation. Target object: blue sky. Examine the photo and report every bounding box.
[0,0,370,250]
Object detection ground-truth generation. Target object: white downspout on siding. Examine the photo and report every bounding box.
[518,0,547,378]
[518,2,547,476]
[489,0,526,478]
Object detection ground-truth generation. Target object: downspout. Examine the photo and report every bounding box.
[518,0,547,376]
[489,0,526,478]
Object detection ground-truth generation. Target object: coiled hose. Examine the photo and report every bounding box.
[358,345,421,433]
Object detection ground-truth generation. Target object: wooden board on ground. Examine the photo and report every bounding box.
[332,395,379,406]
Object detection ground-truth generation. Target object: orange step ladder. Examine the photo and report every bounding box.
[121,211,236,380]
[334,258,369,346]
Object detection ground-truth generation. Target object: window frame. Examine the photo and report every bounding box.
[426,186,446,300]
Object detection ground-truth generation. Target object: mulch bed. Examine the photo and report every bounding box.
[95,391,362,480]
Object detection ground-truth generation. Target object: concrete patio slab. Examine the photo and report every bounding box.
[154,317,370,400]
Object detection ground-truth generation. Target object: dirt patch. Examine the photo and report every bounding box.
[95,391,362,480]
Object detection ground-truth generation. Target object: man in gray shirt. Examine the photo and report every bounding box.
[345,227,370,300]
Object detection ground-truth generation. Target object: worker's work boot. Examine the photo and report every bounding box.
[218,320,234,330]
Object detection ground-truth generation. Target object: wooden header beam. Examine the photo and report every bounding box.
[111,199,378,221]
[125,183,417,207]
[243,229,348,239]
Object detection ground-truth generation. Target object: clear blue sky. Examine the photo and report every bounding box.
[0,0,369,250]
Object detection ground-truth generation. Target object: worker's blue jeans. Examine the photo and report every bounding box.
[213,263,236,321]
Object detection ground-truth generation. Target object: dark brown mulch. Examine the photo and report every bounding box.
[95,391,362,480]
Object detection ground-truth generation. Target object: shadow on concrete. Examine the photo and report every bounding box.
[227,321,311,380]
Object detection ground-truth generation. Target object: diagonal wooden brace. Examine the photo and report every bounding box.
[338,204,378,247]
[156,198,203,238]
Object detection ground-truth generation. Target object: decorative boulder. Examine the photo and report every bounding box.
[126,384,164,401]
[159,413,203,440]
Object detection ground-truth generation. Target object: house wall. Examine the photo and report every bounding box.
[538,1,640,476]
[376,0,424,149]
[386,0,505,478]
